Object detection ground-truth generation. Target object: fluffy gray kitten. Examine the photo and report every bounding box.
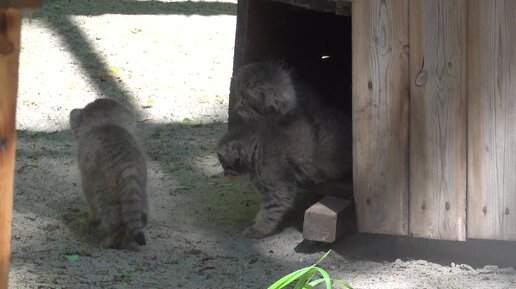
[70,98,148,249]
[232,62,304,124]
[217,107,352,238]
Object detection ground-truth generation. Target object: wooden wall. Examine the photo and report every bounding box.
[468,0,516,241]
[354,0,516,241]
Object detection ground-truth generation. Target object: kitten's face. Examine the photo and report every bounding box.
[233,63,296,121]
[216,140,246,177]
[69,99,135,136]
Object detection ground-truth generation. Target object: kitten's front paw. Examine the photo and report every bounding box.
[242,226,268,239]
[242,223,276,239]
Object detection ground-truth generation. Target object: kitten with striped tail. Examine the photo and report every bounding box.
[70,98,148,249]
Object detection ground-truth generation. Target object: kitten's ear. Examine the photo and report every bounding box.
[69,109,82,130]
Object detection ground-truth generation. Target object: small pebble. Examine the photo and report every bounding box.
[25,213,37,221]
[248,257,258,264]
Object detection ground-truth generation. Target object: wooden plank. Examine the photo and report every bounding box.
[352,0,409,235]
[409,0,467,240]
[0,8,20,289]
[468,0,516,240]
[272,0,338,13]
[271,0,351,15]
[0,0,42,9]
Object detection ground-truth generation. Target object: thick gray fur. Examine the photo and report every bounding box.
[70,98,148,249]
[217,106,352,238]
[232,62,320,124]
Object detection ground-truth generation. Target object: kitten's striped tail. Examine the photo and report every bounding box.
[121,177,146,246]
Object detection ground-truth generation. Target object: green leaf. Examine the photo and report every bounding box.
[267,250,354,289]
[65,254,80,263]
[313,250,332,267]
[181,117,203,127]
[215,95,225,104]
[306,278,325,287]
[333,280,354,289]
[267,267,314,289]
[307,268,332,288]
[294,267,319,289]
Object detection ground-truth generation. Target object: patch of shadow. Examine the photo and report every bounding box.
[43,16,136,108]
[299,232,516,269]
[35,0,237,16]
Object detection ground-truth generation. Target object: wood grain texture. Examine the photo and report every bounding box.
[227,0,249,129]
[468,0,516,240]
[0,8,20,289]
[352,0,409,235]
[409,0,467,240]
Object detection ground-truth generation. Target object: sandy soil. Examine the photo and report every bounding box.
[8,1,516,288]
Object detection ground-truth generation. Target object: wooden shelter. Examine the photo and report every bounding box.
[1,1,516,287]
[231,0,516,242]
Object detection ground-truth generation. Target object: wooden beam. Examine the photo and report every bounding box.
[303,196,353,243]
[409,0,467,241]
[0,0,42,9]
[271,0,351,15]
[352,0,410,236]
[468,0,516,240]
[0,8,21,289]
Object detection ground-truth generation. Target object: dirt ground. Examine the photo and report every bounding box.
[8,1,516,288]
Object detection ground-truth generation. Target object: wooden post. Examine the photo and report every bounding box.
[409,0,467,241]
[0,8,21,289]
[468,0,516,241]
[352,0,410,235]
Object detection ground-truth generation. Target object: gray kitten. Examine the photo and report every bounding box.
[217,107,352,238]
[70,98,148,249]
[232,62,301,123]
